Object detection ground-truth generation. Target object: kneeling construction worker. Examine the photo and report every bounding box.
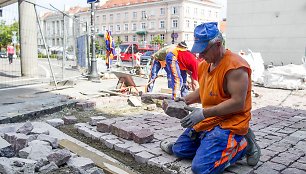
[161,22,261,174]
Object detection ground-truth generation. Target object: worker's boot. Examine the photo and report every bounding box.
[244,128,261,166]
[160,140,174,155]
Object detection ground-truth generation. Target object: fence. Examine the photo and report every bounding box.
[0,1,87,89]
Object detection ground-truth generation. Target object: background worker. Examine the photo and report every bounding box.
[161,22,260,174]
[146,44,175,93]
[7,43,14,64]
[105,30,116,70]
[166,41,199,99]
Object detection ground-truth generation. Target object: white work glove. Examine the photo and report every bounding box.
[180,107,205,128]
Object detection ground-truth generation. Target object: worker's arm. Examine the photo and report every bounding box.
[183,88,201,105]
[203,68,249,117]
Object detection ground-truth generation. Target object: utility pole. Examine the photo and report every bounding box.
[87,0,99,81]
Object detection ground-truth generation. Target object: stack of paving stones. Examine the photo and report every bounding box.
[0,122,104,174]
[76,106,306,174]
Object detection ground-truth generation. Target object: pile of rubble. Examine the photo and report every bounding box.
[0,122,104,174]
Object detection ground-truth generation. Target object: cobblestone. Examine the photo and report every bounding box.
[134,151,155,163]
[281,168,306,174]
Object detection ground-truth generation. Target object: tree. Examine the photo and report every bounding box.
[0,20,19,51]
[150,35,164,46]
[115,36,122,47]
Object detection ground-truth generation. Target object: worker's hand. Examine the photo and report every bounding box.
[180,107,205,128]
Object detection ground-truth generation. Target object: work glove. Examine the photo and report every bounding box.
[180,107,205,128]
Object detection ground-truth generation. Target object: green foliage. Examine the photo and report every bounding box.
[150,35,164,45]
[115,36,122,47]
[0,21,19,50]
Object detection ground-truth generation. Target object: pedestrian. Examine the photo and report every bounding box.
[7,43,14,64]
[146,44,175,93]
[166,41,199,99]
[160,22,261,174]
[105,30,115,71]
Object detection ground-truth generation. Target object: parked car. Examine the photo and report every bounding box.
[0,51,7,58]
[140,51,155,65]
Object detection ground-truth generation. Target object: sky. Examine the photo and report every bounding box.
[0,0,227,23]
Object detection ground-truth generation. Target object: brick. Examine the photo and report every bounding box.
[46,119,64,128]
[63,116,78,125]
[96,120,115,133]
[162,99,189,119]
[134,151,155,163]
[89,116,106,126]
[281,168,305,174]
[146,104,157,111]
[141,93,172,104]
[132,129,154,144]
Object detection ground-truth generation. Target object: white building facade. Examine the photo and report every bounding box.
[75,0,222,46]
[226,0,306,65]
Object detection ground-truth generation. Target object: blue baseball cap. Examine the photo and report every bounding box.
[191,22,220,53]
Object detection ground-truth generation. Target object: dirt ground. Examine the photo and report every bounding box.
[33,99,167,174]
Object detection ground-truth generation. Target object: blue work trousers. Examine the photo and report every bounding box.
[147,59,171,92]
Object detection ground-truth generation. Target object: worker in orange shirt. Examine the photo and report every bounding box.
[160,22,260,174]
[166,41,199,99]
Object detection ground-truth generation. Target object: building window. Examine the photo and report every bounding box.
[124,24,128,31]
[133,35,137,41]
[133,12,137,19]
[141,23,146,29]
[160,20,165,29]
[125,12,129,19]
[110,14,113,20]
[201,9,205,16]
[96,15,99,22]
[150,34,154,41]
[194,8,198,15]
[186,20,190,28]
[132,23,136,31]
[102,15,106,22]
[186,6,190,14]
[116,25,120,31]
[172,19,178,28]
[160,34,165,40]
[185,34,189,41]
[110,25,113,32]
[96,28,99,33]
[194,21,197,28]
[160,8,165,15]
[208,10,212,17]
[117,13,120,19]
[150,21,155,29]
[124,35,128,42]
[171,7,178,15]
[102,26,106,32]
[141,11,146,19]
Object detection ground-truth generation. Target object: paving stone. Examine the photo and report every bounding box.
[112,124,142,140]
[298,156,306,164]
[162,99,189,119]
[96,120,116,133]
[104,139,123,149]
[89,116,106,126]
[254,165,279,174]
[99,134,117,143]
[260,161,286,171]
[147,154,177,168]
[225,163,254,174]
[134,151,155,163]
[16,122,34,135]
[114,142,134,153]
[18,146,31,158]
[127,145,147,156]
[290,162,306,171]
[266,142,291,153]
[146,104,157,111]
[37,134,58,148]
[47,149,71,166]
[46,119,64,128]
[271,152,302,166]
[132,129,154,144]
[39,161,58,174]
[30,128,50,135]
[290,130,306,140]
[85,167,105,174]
[148,147,164,156]
[11,157,37,173]
[141,93,172,104]
[67,157,95,171]
[27,140,53,163]
[76,101,96,111]
[4,133,29,152]
[295,141,306,153]
[63,116,78,125]
[281,168,306,174]
[128,96,142,107]
[0,137,15,158]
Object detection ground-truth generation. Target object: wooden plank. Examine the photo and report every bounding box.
[58,139,137,174]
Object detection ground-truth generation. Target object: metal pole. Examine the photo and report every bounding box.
[86,22,90,70]
[88,2,99,80]
[62,13,66,80]
[34,6,58,88]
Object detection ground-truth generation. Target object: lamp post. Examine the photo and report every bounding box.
[87,0,99,81]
